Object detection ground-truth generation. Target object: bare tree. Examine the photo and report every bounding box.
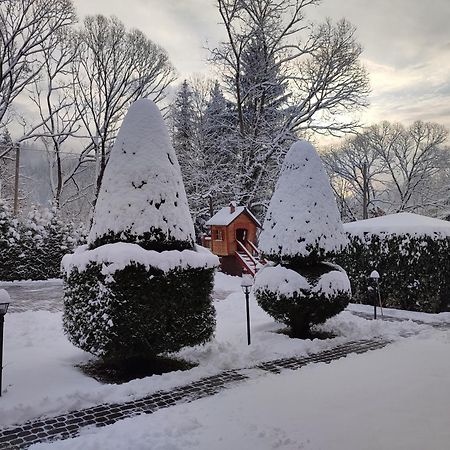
[0,0,76,136]
[209,0,370,210]
[290,18,370,135]
[24,28,92,208]
[322,132,386,219]
[369,121,449,212]
[72,15,177,195]
[323,121,449,218]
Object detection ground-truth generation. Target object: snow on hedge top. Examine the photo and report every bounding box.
[344,213,450,238]
[254,265,310,297]
[88,98,195,249]
[259,140,347,259]
[62,243,219,276]
[254,264,351,298]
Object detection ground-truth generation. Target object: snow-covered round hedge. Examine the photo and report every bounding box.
[336,230,450,313]
[254,263,351,338]
[63,244,217,357]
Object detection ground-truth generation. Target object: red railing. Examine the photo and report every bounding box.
[247,240,266,264]
[235,251,255,276]
[237,240,258,266]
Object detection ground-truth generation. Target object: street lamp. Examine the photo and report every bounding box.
[241,274,253,345]
[0,289,11,397]
[369,270,382,319]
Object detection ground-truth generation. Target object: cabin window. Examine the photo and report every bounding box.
[213,229,223,241]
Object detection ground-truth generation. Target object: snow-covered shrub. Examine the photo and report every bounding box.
[0,200,22,281]
[336,218,450,313]
[63,99,218,359]
[255,263,350,337]
[20,205,48,280]
[41,206,78,278]
[255,141,351,338]
[0,201,83,281]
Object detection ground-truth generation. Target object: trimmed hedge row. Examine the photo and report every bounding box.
[335,233,450,313]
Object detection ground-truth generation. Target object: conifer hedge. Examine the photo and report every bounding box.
[255,141,351,338]
[63,260,215,358]
[63,99,218,360]
[0,201,83,281]
[335,232,450,313]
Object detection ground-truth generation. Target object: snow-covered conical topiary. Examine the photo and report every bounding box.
[89,99,195,252]
[63,99,218,360]
[255,140,350,338]
[259,140,347,264]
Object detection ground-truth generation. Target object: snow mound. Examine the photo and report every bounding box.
[254,264,351,298]
[313,270,351,297]
[344,212,450,238]
[254,265,310,296]
[88,98,195,248]
[62,243,219,276]
[0,288,11,303]
[259,140,347,258]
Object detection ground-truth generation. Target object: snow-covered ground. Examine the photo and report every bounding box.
[31,333,450,450]
[0,273,438,430]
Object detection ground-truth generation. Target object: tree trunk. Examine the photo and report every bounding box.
[289,311,310,339]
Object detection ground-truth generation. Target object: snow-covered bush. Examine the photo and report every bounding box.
[336,214,450,313]
[0,200,22,281]
[0,203,82,281]
[63,99,218,360]
[41,206,78,278]
[20,205,48,280]
[255,141,351,338]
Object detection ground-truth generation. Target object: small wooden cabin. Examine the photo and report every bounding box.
[203,202,264,276]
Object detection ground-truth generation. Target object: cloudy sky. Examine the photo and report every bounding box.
[74,0,450,130]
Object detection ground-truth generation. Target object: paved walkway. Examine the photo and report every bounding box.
[350,310,450,331]
[0,338,390,449]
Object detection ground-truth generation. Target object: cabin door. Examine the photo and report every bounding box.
[236,228,247,243]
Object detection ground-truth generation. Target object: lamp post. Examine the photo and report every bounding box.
[0,289,11,397]
[241,274,253,345]
[369,270,381,319]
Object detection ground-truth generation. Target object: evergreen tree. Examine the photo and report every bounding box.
[21,205,48,280]
[172,80,196,161]
[64,99,217,361]
[42,205,74,278]
[254,141,351,338]
[171,80,237,234]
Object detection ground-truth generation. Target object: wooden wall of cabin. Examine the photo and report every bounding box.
[210,225,228,256]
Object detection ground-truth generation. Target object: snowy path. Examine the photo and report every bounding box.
[350,310,450,330]
[31,334,450,450]
[0,280,63,313]
[0,279,232,312]
[2,274,449,449]
[0,338,390,449]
